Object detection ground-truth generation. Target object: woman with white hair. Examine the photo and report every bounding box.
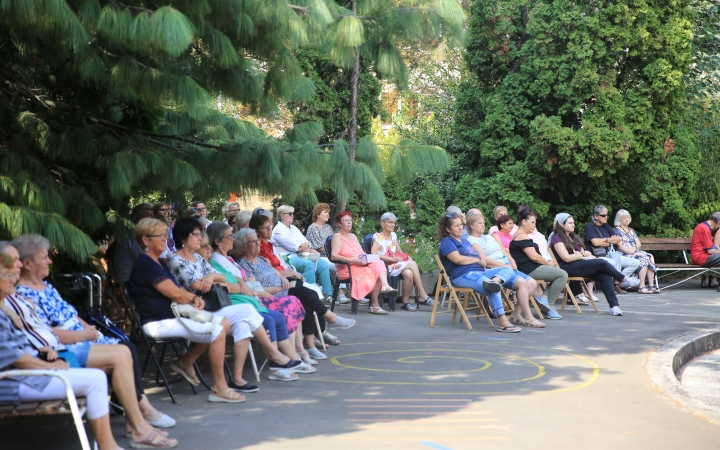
[271,205,333,299]
[233,210,253,231]
[613,210,658,294]
[370,212,433,311]
[222,201,240,227]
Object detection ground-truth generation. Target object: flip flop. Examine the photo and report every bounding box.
[496,325,521,333]
[169,360,200,386]
[125,428,169,440]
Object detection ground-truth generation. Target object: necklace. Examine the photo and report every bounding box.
[619,226,630,234]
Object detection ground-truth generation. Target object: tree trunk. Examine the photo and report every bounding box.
[337,0,359,213]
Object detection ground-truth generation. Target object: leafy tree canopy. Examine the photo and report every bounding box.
[0,0,464,261]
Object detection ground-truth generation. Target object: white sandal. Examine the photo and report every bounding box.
[298,351,318,365]
[268,370,298,382]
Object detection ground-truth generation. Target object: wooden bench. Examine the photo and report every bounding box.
[0,370,92,450]
[639,238,720,289]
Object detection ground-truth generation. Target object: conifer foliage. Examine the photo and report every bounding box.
[0,0,463,261]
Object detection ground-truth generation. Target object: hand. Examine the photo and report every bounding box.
[192,297,205,310]
[279,276,290,290]
[292,271,303,280]
[84,326,99,341]
[550,260,559,267]
[39,347,59,361]
[510,261,517,270]
[198,274,214,293]
[298,243,310,252]
[50,359,69,370]
[352,257,366,266]
[393,257,403,263]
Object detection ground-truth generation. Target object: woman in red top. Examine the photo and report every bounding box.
[248,214,355,351]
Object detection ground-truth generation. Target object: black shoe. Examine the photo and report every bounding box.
[228,380,260,393]
[269,359,302,370]
[716,286,720,292]
[482,280,502,293]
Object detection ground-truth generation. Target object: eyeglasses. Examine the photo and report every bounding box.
[224,234,234,240]
[0,270,19,280]
[198,207,206,212]
[445,213,460,218]
[284,212,294,216]
[597,214,608,218]
[146,234,168,240]
[227,209,239,214]
[200,243,211,249]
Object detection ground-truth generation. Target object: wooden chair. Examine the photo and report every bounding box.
[547,252,599,314]
[430,255,494,331]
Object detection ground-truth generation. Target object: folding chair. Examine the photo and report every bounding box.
[547,253,599,314]
[429,255,494,331]
[122,287,202,403]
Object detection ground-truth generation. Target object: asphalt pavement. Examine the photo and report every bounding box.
[4,283,720,450]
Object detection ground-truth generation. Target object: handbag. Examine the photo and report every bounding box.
[170,302,221,334]
[386,250,409,262]
[591,247,608,257]
[202,284,232,312]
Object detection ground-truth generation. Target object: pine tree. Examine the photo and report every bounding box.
[0,0,462,261]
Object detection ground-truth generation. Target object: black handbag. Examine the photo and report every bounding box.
[202,284,232,312]
[591,247,608,257]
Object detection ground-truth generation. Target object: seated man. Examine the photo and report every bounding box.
[691,211,720,291]
[583,205,639,294]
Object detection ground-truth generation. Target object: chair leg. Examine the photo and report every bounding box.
[247,343,260,383]
[330,278,339,312]
[581,280,599,313]
[529,296,543,319]
[144,340,177,404]
[564,284,582,314]
[313,312,326,351]
[351,299,358,315]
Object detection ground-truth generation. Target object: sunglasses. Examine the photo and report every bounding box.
[445,212,460,218]
[597,214,608,218]
[284,212,294,216]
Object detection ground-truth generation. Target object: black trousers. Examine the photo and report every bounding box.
[559,259,624,308]
[289,280,328,336]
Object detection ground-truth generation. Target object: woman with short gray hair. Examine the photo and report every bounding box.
[613,210,658,293]
[370,212,433,310]
[233,211,253,231]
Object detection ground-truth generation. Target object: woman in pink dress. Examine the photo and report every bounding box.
[330,211,397,315]
[492,214,515,249]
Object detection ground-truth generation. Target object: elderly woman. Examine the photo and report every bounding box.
[508,207,568,320]
[248,214,355,353]
[550,213,628,316]
[233,210,253,231]
[331,211,397,315]
[167,218,304,389]
[222,201,240,226]
[437,213,521,332]
[126,218,247,402]
[305,203,349,304]
[0,254,131,450]
[464,214,545,327]
[487,206,518,236]
[613,210,658,294]
[584,205,640,294]
[2,243,177,448]
[271,204,333,299]
[370,212,433,311]
[11,235,177,431]
[233,228,321,371]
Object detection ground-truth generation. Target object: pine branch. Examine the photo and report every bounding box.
[106,0,154,14]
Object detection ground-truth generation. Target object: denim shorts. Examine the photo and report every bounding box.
[64,343,93,368]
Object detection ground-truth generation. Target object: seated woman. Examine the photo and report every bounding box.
[231,228,315,373]
[305,203,349,303]
[371,212,434,311]
[0,252,137,450]
[167,218,303,389]
[249,215,355,352]
[9,236,176,429]
[222,201,240,227]
[437,213,521,332]
[271,204,333,299]
[233,211,252,231]
[331,211,397,315]
[465,214,545,328]
[613,209,659,294]
[1,244,177,448]
[550,213,629,316]
[127,218,246,402]
[508,207,568,320]
[491,214,516,249]
[487,205,518,236]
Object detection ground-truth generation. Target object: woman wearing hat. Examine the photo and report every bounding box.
[548,213,630,316]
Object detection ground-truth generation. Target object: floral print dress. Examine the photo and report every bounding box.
[238,256,305,333]
[614,227,657,271]
[15,281,119,345]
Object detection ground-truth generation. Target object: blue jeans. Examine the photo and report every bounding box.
[452,267,515,316]
[289,256,332,296]
[260,310,289,342]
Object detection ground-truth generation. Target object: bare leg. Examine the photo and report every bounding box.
[253,327,291,364]
[401,269,413,304]
[511,278,534,321]
[638,266,649,288]
[324,310,338,322]
[85,346,153,440]
[405,261,430,299]
[231,338,251,385]
[379,271,391,287]
[88,415,123,450]
[277,338,296,359]
[294,323,305,356]
[647,268,656,286]
[304,334,317,350]
[138,395,164,422]
[208,320,230,391]
[370,279,382,307]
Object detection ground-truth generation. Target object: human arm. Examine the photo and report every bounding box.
[518,235,558,266]
[444,250,483,267]
[492,232,504,248]
[469,244,490,268]
[11,353,68,370]
[154,279,205,310]
[331,234,366,266]
[37,347,59,361]
[52,316,100,345]
[371,237,403,263]
[588,224,620,247]
[189,273,227,294]
[552,242,585,263]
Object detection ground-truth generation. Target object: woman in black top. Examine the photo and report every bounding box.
[508,207,568,320]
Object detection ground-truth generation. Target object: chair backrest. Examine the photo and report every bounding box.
[324,235,334,261]
[362,234,374,254]
[122,286,147,342]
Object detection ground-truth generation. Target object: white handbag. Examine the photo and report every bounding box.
[170,302,222,334]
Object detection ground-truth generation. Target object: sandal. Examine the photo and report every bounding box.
[298,350,318,365]
[508,314,527,326]
[268,369,299,382]
[648,285,661,294]
[638,286,653,294]
[169,360,200,386]
[401,302,417,311]
[322,332,340,345]
[417,297,434,306]
[567,297,589,306]
[496,325,521,333]
[369,306,389,315]
[525,318,546,328]
[125,427,169,440]
[208,387,246,403]
[130,428,178,449]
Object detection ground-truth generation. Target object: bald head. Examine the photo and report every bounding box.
[467,208,481,217]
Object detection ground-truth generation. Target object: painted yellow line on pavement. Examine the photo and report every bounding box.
[349,411,492,415]
[339,437,511,441]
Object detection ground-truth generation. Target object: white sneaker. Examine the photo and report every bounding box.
[307,347,327,360]
[358,298,369,305]
[337,293,350,304]
[330,316,355,330]
[610,306,623,316]
[577,294,590,303]
[591,294,600,302]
